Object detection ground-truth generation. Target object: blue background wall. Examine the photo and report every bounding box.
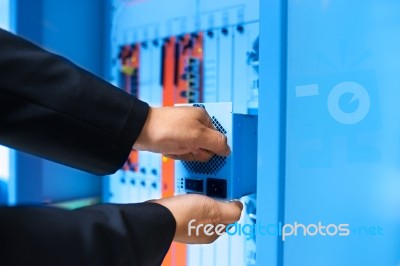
[258,0,400,265]
[11,0,108,204]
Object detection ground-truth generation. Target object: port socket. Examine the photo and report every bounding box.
[206,178,227,198]
[185,178,204,192]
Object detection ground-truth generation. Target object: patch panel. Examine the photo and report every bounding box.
[108,1,259,265]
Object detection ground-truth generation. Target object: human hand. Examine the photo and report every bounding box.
[133,106,230,162]
[153,194,243,244]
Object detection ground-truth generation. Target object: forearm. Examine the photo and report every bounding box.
[0,203,175,266]
[0,28,149,175]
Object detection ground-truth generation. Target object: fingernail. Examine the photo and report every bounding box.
[226,146,231,155]
[231,200,243,210]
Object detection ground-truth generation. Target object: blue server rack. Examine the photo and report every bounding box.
[106,1,259,265]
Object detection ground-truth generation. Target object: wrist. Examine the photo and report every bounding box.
[132,107,154,151]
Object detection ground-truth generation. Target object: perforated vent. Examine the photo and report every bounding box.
[182,116,227,175]
[212,116,227,134]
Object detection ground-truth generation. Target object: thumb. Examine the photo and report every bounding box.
[218,200,243,224]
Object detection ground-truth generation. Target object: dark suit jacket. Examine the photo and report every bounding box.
[0,28,175,266]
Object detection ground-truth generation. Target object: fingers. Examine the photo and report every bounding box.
[155,194,243,244]
[197,107,215,130]
[164,149,214,162]
[195,108,230,156]
[196,127,231,156]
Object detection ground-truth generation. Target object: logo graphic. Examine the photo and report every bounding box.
[187,219,352,241]
[327,81,370,125]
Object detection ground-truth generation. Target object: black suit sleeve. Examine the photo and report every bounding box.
[0,203,176,266]
[0,29,177,266]
[0,28,148,175]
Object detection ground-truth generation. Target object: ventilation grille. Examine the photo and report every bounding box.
[182,116,227,175]
[212,116,227,134]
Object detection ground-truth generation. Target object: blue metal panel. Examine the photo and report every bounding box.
[15,0,43,44]
[257,0,287,265]
[259,0,400,265]
[283,1,400,265]
[217,28,233,102]
[232,22,259,114]
[203,29,219,103]
[199,0,259,27]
